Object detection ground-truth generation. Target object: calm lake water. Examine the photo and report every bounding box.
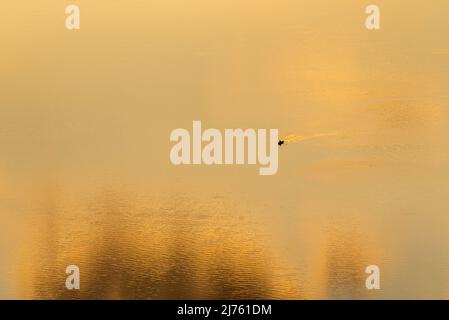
[1,0,449,299]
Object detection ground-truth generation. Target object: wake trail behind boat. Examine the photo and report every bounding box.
[280,132,339,145]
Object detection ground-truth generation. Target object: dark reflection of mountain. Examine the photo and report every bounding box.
[27,190,276,299]
[324,226,371,299]
[27,185,63,299]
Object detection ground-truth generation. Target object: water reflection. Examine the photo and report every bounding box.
[324,226,371,299]
[12,185,388,299]
[1,0,449,299]
[21,190,294,299]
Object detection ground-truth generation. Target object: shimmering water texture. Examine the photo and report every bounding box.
[1,0,449,299]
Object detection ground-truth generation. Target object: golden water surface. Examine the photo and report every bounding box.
[1,0,449,299]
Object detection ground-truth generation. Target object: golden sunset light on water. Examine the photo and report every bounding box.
[1,0,449,300]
